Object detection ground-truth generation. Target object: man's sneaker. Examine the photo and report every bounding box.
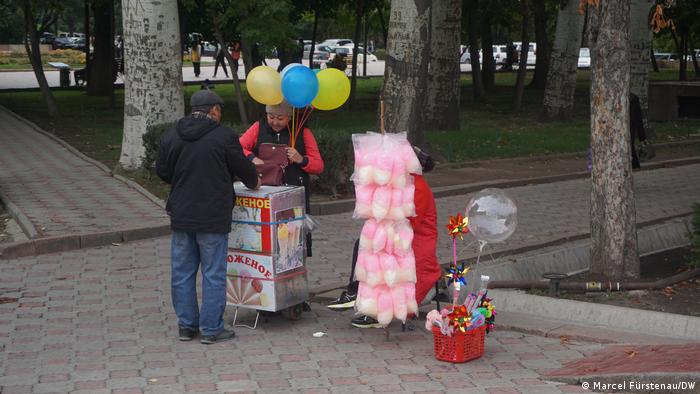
[327,291,356,310]
[178,327,197,341]
[200,329,235,345]
[351,315,382,328]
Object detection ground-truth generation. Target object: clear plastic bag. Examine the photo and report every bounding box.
[304,214,321,234]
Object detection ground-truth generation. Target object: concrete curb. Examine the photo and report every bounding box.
[546,373,700,394]
[309,156,700,216]
[0,185,39,239]
[0,225,170,260]
[490,289,700,341]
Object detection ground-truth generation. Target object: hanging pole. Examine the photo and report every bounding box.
[380,100,385,134]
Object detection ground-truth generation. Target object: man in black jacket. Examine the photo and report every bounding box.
[156,90,260,344]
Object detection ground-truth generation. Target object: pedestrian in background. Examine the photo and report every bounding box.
[191,37,203,78]
[213,39,229,78]
[156,90,260,344]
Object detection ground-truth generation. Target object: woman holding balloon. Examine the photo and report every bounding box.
[241,63,352,256]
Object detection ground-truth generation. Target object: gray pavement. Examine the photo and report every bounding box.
[1,107,698,393]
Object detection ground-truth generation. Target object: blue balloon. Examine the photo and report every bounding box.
[281,66,319,108]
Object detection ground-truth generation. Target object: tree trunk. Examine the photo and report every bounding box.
[542,0,583,120]
[382,0,431,145]
[241,37,265,122]
[692,39,700,78]
[425,0,461,130]
[481,6,495,90]
[669,30,685,81]
[589,0,639,280]
[529,0,549,89]
[629,0,654,130]
[679,32,688,82]
[467,0,483,100]
[309,11,318,68]
[350,0,364,107]
[119,0,184,170]
[88,0,115,96]
[215,31,248,126]
[21,0,58,117]
[377,4,388,46]
[363,14,369,77]
[650,40,659,72]
[513,0,529,112]
[84,0,90,80]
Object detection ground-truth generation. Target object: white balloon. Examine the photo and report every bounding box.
[280,62,304,79]
[465,188,517,243]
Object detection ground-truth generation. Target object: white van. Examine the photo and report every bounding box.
[513,42,537,66]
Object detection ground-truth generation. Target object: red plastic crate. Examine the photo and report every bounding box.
[432,324,486,363]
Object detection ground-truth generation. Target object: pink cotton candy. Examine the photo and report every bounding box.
[401,143,422,174]
[359,218,378,251]
[372,186,391,220]
[390,157,407,189]
[388,188,405,221]
[364,253,382,287]
[384,222,395,255]
[354,184,376,219]
[397,249,416,283]
[376,287,394,326]
[403,283,418,314]
[373,155,393,186]
[392,285,408,323]
[379,253,399,287]
[372,222,387,253]
[354,252,368,282]
[356,283,378,317]
[402,183,416,218]
[394,221,414,255]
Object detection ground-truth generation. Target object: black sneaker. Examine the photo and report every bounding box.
[328,291,356,310]
[351,315,382,329]
[178,327,197,341]
[200,329,235,345]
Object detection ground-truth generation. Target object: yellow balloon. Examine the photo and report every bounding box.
[246,66,283,105]
[312,68,350,110]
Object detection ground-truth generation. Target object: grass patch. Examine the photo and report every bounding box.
[0,69,699,196]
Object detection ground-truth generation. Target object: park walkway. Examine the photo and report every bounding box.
[1,107,699,393]
[0,106,168,242]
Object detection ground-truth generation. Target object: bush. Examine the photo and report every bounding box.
[312,128,354,197]
[690,203,700,268]
[142,122,174,171]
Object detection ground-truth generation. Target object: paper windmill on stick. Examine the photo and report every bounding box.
[445,263,469,288]
[446,213,469,240]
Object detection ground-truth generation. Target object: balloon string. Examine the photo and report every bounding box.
[290,108,296,149]
[471,240,487,294]
[452,237,458,308]
[298,106,314,138]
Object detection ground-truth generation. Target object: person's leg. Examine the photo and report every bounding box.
[328,239,359,310]
[194,61,200,77]
[214,58,219,76]
[170,231,200,331]
[223,58,229,77]
[197,232,229,337]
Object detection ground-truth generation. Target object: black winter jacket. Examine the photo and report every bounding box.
[156,115,258,233]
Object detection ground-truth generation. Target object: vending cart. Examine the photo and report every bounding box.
[226,182,309,327]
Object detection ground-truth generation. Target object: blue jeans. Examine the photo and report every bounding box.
[170,231,229,336]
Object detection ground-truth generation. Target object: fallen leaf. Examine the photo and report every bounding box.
[662,287,676,297]
[148,378,158,383]
[651,346,660,352]
[559,336,570,345]
[111,242,121,246]
[624,350,638,358]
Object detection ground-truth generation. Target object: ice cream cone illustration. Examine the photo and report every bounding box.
[278,223,289,266]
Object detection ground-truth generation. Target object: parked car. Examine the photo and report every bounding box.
[201,41,218,57]
[303,44,331,66]
[330,45,378,63]
[513,41,536,66]
[654,52,678,61]
[40,32,55,45]
[578,47,591,69]
[68,37,87,51]
[52,33,73,49]
[492,45,508,67]
[318,39,353,50]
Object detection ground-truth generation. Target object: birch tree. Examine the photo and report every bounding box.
[588,0,639,279]
[542,0,584,120]
[119,0,184,170]
[425,0,462,130]
[382,0,431,145]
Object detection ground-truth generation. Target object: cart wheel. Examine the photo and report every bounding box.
[286,304,303,320]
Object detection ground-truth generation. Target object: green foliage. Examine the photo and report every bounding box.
[689,203,700,268]
[142,123,174,171]
[311,127,354,196]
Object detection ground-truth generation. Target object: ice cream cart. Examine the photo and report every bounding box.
[226,182,309,328]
